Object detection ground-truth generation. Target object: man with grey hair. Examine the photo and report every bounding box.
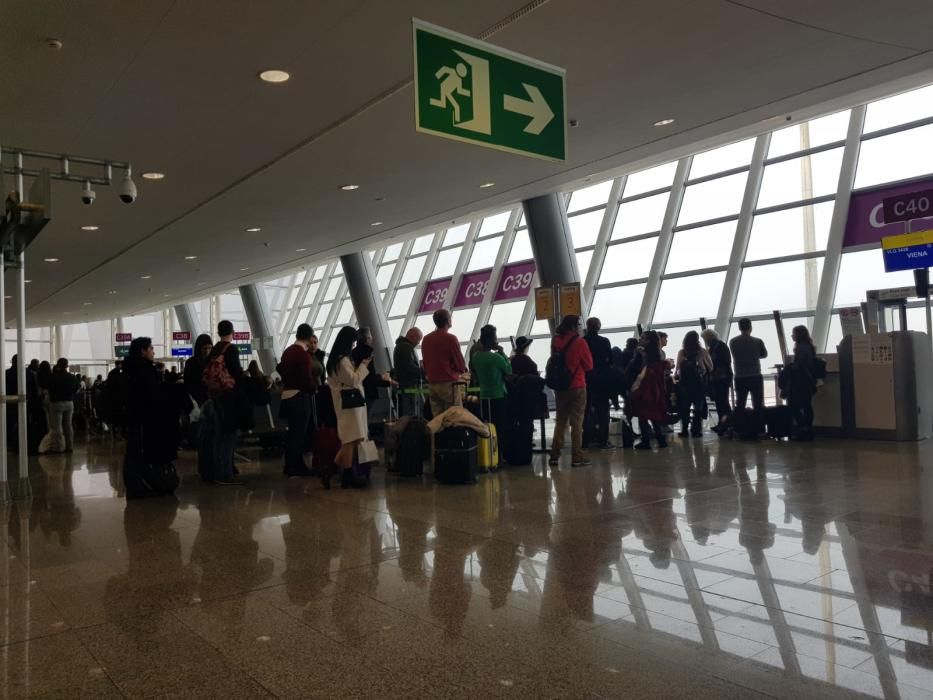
[393,327,425,416]
[702,328,733,432]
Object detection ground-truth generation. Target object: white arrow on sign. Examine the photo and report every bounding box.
[503,83,554,135]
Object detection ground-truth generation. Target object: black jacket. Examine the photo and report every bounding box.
[183,355,209,405]
[123,356,179,466]
[48,370,78,403]
[584,332,613,385]
[392,336,424,388]
[708,339,733,382]
[351,343,389,401]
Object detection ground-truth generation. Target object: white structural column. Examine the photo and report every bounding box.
[812,105,866,352]
[237,283,278,374]
[715,134,771,337]
[173,303,202,337]
[582,177,626,318]
[341,251,393,374]
[470,207,521,341]
[637,157,691,329]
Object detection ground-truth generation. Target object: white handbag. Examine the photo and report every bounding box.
[357,439,379,465]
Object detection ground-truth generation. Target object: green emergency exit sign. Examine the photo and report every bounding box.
[413,19,566,161]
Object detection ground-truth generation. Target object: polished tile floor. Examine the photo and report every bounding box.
[1,433,932,699]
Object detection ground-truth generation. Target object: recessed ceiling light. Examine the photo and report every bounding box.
[245,227,262,233]
[163,294,170,298]
[653,118,675,127]
[240,267,249,271]
[83,302,92,306]
[140,275,152,280]
[295,248,306,252]
[184,255,197,260]
[107,290,117,295]
[370,221,383,227]
[197,282,206,286]
[259,69,290,83]
[80,225,99,231]
[479,182,495,189]
[340,184,359,191]
[141,172,165,180]
[43,258,59,263]
[24,280,31,284]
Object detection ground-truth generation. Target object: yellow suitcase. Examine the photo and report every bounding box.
[477,423,499,472]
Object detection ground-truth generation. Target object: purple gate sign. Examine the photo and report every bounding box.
[494,260,536,302]
[453,269,493,308]
[843,176,933,249]
[418,277,452,313]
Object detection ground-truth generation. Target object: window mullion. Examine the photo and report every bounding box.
[470,207,522,341]
[583,176,626,318]
[403,230,447,330]
[381,239,415,321]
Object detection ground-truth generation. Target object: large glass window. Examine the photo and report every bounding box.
[312,302,332,328]
[599,238,657,283]
[735,258,824,315]
[613,192,669,240]
[399,256,426,285]
[568,180,613,212]
[678,172,748,226]
[334,298,354,325]
[324,276,343,300]
[863,83,933,133]
[665,221,736,274]
[569,208,605,248]
[768,111,850,158]
[444,223,470,246]
[467,236,501,271]
[508,229,533,262]
[479,211,511,236]
[432,248,460,278]
[588,284,646,328]
[689,138,754,179]
[653,271,727,323]
[624,162,676,197]
[834,249,917,306]
[411,233,434,255]
[376,263,395,290]
[450,307,480,338]
[855,123,933,188]
[486,301,525,338]
[746,202,833,262]
[576,250,593,283]
[389,286,416,317]
[757,148,843,209]
[382,242,403,263]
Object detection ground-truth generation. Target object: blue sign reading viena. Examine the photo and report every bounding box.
[881,230,933,273]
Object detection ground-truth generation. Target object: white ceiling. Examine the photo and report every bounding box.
[3,0,933,326]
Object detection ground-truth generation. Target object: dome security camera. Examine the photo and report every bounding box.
[119,167,137,204]
[81,180,96,206]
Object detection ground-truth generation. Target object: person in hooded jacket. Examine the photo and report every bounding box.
[392,327,425,417]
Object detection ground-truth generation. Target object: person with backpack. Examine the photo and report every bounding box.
[278,323,322,479]
[202,320,245,485]
[629,331,669,450]
[675,331,712,438]
[547,314,593,468]
[702,328,733,433]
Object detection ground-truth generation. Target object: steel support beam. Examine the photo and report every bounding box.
[341,251,393,375]
[237,283,278,374]
[173,303,202,337]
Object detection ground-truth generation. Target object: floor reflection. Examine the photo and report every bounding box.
[0,436,931,698]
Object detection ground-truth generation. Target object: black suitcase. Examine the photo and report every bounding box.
[765,405,794,440]
[503,419,533,466]
[728,408,763,440]
[386,417,428,476]
[433,427,478,484]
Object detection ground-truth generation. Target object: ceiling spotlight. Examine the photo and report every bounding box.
[653,118,675,127]
[259,69,290,83]
[184,255,197,260]
[295,248,306,252]
[24,280,31,284]
[197,282,206,286]
[245,227,262,233]
[479,182,495,189]
[45,38,63,50]
[140,275,152,280]
[43,258,59,263]
[340,184,359,191]
[80,225,99,231]
[119,167,138,204]
[141,172,165,180]
[83,302,93,306]
[240,267,249,271]
[370,221,383,227]
[107,290,117,295]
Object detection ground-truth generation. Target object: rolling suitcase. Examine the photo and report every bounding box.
[765,405,794,440]
[433,426,478,484]
[476,398,499,472]
[727,408,763,440]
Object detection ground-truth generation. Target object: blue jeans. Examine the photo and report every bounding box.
[283,393,311,474]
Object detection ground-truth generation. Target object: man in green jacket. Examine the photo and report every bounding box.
[470,326,512,462]
[392,327,425,416]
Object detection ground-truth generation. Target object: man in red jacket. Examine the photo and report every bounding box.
[421,309,468,416]
[549,314,594,468]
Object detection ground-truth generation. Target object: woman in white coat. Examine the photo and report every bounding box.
[326,327,371,488]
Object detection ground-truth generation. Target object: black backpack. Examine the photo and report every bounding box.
[545,336,577,391]
[679,351,706,386]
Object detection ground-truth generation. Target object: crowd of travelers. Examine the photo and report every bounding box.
[4,305,822,499]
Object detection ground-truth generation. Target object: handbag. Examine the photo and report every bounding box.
[357,439,379,465]
[340,387,365,409]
